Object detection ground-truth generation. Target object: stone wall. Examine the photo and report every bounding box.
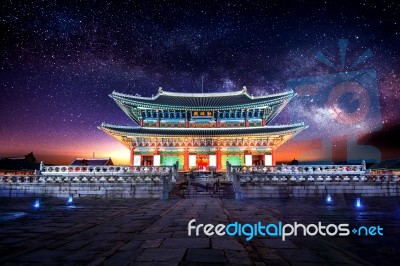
[235,182,400,199]
[0,182,165,199]
[2,181,400,199]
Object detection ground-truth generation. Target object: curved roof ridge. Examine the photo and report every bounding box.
[112,88,248,99]
[251,90,295,99]
[112,91,154,100]
[159,89,246,98]
[111,87,294,100]
[101,122,140,129]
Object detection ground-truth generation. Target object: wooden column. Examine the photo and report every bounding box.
[262,108,267,126]
[130,148,135,167]
[245,109,249,127]
[184,147,189,171]
[156,110,160,127]
[262,119,266,126]
[271,149,276,166]
[216,147,222,171]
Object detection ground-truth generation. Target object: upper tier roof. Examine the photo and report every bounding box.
[110,87,295,110]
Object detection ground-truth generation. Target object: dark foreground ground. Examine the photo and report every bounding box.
[1,196,400,265]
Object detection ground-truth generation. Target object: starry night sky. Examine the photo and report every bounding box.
[1,0,399,165]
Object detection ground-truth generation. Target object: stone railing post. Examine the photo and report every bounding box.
[161,173,171,200]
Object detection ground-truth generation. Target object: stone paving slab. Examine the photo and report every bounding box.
[185,248,226,263]
[211,238,245,250]
[0,197,400,265]
[135,248,186,262]
[162,237,210,248]
[261,238,298,249]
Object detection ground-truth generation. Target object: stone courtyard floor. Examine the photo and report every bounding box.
[0,196,400,265]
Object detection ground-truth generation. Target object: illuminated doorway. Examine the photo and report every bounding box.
[252,155,264,166]
[196,154,209,171]
[141,155,153,166]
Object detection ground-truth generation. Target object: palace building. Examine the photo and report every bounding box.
[100,87,307,171]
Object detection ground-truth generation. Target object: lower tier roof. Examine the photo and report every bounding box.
[100,123,307,137]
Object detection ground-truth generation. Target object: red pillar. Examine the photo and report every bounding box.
[271,149,276,166]
[130,148,135,166]
[216,147,222,171]
[184,148,189,171]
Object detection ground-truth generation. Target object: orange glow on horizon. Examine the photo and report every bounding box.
[276,139,324,163]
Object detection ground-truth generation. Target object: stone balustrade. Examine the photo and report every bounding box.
[40,165,174,176]
[225,163,399,199]
[229,164,366,175]
[225,163,400,184]
[0,172,171,184]
[0,166,177,199]
[230,173,399,185]
[1,172,398,184]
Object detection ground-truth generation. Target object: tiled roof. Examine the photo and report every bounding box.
[110,88,294,109]
[71,158,113,166]
[100,123,307,137]
[370,158,400,170]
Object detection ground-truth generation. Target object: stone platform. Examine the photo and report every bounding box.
[1,197,400,265]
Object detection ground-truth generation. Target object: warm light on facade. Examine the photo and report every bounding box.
[189,155,196,167]
[133,155,141,166]
[265,154,273,166]
[209,155,217,167]
[100,89,306,170]
[245,154,252,166]
[153,155,160,166]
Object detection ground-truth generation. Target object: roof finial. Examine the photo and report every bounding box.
[158,87,163,93]
[201,76,204,94]
[242,86,247,92]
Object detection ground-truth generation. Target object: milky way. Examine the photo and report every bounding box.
[1,0,399,164]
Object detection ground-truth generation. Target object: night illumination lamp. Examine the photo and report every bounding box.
[67,195,74,205]
[326,194,332,204]
[356,197,362,208]
[33,198,40,209]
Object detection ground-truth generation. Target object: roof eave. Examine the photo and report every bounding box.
[112,92,294,111]
[100,123,307,138]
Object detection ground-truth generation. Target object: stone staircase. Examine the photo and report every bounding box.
[169,172,235,199]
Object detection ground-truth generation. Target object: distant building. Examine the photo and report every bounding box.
[0,152,40,171]
[370,158,400,174]
[71,158,114,166]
